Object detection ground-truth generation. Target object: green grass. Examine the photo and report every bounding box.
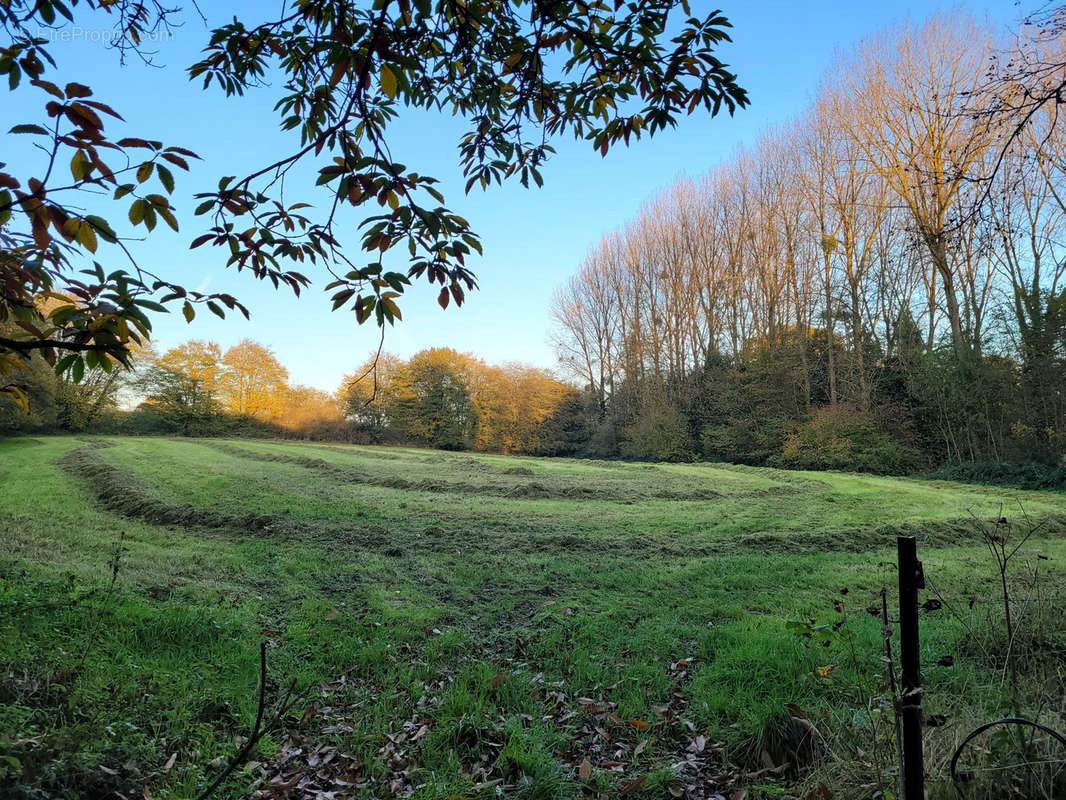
[2,435,1065,799]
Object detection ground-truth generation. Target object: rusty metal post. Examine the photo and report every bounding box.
[898,535,925,800]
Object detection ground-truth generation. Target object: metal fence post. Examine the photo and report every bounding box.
[898,535,925,800]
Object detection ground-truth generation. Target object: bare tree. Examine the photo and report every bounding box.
[837,13,1001,358]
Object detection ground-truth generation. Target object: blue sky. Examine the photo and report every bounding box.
[4,1,1025,390]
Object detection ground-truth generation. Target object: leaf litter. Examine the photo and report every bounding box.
[247,648,744,799]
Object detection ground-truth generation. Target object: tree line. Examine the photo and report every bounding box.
[0,334,579,456]
[549,13,1066,475]
[343,349,574,453]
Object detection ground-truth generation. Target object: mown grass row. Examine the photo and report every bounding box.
[3,435,1066,798]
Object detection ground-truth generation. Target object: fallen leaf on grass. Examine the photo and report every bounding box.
[620,775,646,794]
[578,758,592,782]
[299,702,320,726]
[628,718,651,731]
[487,672,506,690]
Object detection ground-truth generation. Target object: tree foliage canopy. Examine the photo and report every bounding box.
[0,0,747,406]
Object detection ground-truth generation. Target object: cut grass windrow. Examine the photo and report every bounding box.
[6,435,1066,800]
[197,439,849,501]
[61,439,1066,558]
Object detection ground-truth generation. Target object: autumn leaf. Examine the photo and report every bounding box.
[578,758,592,782]
[620,776,646,794]
[381,64,397,99]
[628,718,651,731]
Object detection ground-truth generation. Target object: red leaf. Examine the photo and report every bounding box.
[64,82,92,98]
[620,776,646,794]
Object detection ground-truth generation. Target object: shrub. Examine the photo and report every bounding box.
[923,461,1066,490]
[772,404,916,474]
[620,404,693,462]
[700,416,788,465]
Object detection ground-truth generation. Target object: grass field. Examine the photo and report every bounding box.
[2,436,1066,799]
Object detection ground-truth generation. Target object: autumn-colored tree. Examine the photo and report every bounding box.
[157,340,223,400]
[341,352,406,439]
[389,348,478,450]
[219,339,290,420]
[471,363,573,454]
[550,12,1066,469]
[278,385,345,437]
[836,13,999,358]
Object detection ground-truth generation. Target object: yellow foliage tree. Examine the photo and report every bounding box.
[341,352,405,436]
[278,385,345,436]
[219,339,290,420]
[471,362,573,454]
[157,340,223,398]
[390,348,479,449]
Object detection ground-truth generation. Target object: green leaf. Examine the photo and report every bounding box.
[380,64,398,99]
[70,149,91,181]
[9,124,49,135]
[85,215,118,243]
[54,354,78,375]
[157,164,175,193]
[74,219,98,253]
[158,207,179,232]
[128,199,147,225]
[182,301,195,322]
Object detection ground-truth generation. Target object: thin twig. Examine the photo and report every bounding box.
[195,641,298,800]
